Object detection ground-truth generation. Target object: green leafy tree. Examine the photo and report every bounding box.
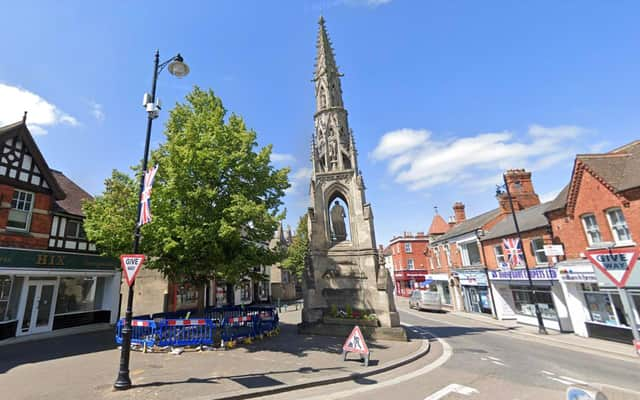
[82,170,138,256]
[84,87,290,290]
[282,213,309,278]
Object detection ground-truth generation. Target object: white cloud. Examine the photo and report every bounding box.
[271,152,296,164]
[540,189,562,203]
[372,124,589,192]
[0,83,78,135]
[286,167,313,195]
[89,100,105,122]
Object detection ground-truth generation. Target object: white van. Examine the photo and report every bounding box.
[409,290,443,312]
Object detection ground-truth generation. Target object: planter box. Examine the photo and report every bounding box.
[322,316,379,327]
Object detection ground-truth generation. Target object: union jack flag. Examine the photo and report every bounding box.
[138,164,159,226]
[503,238,523,268]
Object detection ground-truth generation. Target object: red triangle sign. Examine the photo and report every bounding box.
[586,248,639,288]
[343,325,369,354]
[120,254,146,286]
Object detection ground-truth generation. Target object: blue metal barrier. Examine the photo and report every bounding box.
[115,305,279,351]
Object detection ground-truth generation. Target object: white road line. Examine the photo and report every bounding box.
[548,376,575,385]
[487,356,501,361]
[559,375,588,385]
[491,360,506,366]
[423,383,479,400]
[480,357,488,361]
[540,370,555,376]
[301,322,453,400]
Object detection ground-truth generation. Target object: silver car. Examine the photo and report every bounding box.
[409,290,443,312]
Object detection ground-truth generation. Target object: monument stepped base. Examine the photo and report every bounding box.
[298,322,408,342]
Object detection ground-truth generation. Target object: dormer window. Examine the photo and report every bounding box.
[7,189,34,231]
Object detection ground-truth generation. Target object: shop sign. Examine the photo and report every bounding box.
[543,245,564,257]
[424,273,449,282]
[0,248,119,271]
[488,267,558,281]
[586,248,640,288]
[557,264,597,283]
[457,271,488,286]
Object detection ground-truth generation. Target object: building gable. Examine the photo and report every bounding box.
[0,121,65,199]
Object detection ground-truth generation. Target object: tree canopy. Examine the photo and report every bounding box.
[83,87,290,285]
[282,213,309,278]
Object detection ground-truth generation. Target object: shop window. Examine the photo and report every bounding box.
[581,214,602,246]
[405,243,412,253]
[460,242,481,266]
[55,277,97,314]
[606,208,632,243]
[511,286,557,320]
[584,292,618,325]
[530,238,548,265]
[441,284,451,305]
[176,284,199,309]
[0,276,12,321]
[8,190,34,231]
[240,281,252,301]
[407,259,414,270]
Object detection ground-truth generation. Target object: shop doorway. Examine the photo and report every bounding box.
[17,278,58,336]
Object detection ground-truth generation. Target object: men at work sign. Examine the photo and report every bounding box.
[586,248,639,288]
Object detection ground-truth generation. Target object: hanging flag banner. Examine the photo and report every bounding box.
[120,254,146,286]
[139,164,159,226]
[342,325,370,366]
[586,248,640,288]
[503,238,523,268]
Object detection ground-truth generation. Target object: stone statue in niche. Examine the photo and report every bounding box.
[330,200,347,242]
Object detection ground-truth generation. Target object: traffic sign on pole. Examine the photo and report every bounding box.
[586,248,639,288]
[120,254,146,286]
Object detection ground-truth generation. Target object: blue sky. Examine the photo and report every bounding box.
[1,1,639,245]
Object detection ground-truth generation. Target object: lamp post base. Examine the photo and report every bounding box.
[114,373,132,390]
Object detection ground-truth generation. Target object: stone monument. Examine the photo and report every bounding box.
[299,17,405,341]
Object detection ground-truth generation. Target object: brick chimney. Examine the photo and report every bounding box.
[499,169,540,212]
[453,202,466,223]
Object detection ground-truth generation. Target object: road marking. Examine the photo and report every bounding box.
[487,356,501,361]
[491,360,506,366]
[423,383,479,400]
[559,375,588,385]
[547,376,575,385]
[540,370,555,376]
[300,322,453,400]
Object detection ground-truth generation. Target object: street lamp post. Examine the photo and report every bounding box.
[497,174,548,335]
[114,50,190,390]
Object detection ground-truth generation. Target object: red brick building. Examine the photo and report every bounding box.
[544,140,640,342]
[388,232,430,296]
[0,119,120,341]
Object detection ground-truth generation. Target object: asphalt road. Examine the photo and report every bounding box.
[263,304,640,400]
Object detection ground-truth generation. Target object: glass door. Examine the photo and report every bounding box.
[18,280,58,335]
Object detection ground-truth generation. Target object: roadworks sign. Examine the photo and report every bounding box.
[586,248,639,288]
[343,325,369,354]
[120,254,146,286]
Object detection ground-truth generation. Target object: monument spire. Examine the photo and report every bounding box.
[312,17,352,173]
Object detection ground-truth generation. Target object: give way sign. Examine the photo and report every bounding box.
[586,248,639,288]
[120,254,146,286]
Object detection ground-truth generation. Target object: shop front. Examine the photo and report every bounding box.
[0,248,120,340]
[394,269,429,297]
[488,267,573,332]
[454,269,493,314]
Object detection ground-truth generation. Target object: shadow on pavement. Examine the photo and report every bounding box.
[0,329,116,374]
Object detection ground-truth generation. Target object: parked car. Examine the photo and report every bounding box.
[409,290,443,312]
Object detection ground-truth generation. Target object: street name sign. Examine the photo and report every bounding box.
[120,254,146,286]
[586,248,639,288]
[342,325,370,366]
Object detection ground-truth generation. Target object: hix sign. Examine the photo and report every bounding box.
[586,248,639,288]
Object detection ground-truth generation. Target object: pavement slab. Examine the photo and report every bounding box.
[0,310,427,400]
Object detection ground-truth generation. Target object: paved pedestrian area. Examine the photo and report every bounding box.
[0,310,425,400]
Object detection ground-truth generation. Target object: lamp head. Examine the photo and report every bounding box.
[168,54,190,78]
